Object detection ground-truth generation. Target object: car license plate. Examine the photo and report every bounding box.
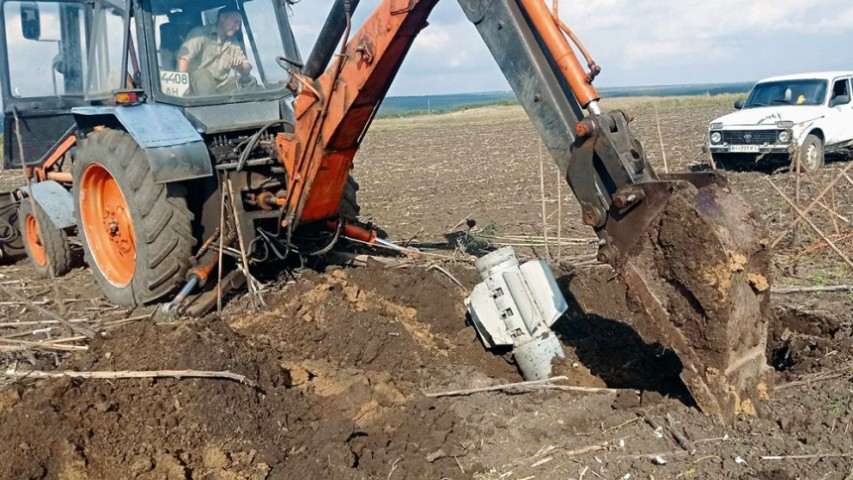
[730,145,760,153]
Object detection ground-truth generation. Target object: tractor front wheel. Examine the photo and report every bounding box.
[18,199,71,278]
[73,129,195,306]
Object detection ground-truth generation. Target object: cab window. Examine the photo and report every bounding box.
[86,0,138,97]
[151,0,292,99]
[2,1,86,98]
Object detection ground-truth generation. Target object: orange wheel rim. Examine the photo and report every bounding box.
[24,213,47,266]
[79,164,136,287]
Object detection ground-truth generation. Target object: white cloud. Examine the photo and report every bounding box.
[552,0,853,86]
[814,5,853,30]
[410,27,451,55]
[7,0,848,100]
[285,0,853,94]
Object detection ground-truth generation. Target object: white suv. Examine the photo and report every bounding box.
[707,71,853,171]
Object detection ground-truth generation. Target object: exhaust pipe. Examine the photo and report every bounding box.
[303,0,361,79]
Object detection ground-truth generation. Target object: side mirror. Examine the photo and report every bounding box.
[830,95,850,108]
[734,100,744,110]
[20,2,41,41]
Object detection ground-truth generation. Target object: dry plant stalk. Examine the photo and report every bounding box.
[0,318,87,328]
[772,284,852,294]
[4,369,257,387]
[653,102,669,173]
[830,182,841,234]
[0,341,87,353]
[767,179,853,270]
[538,139,550,259]
[556,169,563,261]
[761,452,853,461]
[772,162,853,248]
[0,285,95,339]
[793,232,853,260]
[11,113,86,343]
[794,160,849,228]
[217,176,227,314]
[226,177,265,310]
[794,154,802,247]
[13,111,55,280]
[427,264,466,292]
[775,371,852,391]
[424,376,624,398]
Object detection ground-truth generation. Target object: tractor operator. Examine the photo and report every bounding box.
[177,7,257,95]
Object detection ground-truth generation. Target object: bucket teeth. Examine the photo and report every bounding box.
[600,176,772,423]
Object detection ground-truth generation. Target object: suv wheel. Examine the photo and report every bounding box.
[796,134,824,172]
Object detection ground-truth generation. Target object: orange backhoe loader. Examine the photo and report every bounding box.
[0,0,771,422]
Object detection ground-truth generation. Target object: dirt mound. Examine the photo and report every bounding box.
[0,266,507,480]
[2,262,852,480]
[0,320,289,479]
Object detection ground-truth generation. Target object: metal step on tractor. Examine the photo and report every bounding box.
[0,0,772,422]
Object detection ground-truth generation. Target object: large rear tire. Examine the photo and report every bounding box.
[18,199,71,278]
[73,129,195,306]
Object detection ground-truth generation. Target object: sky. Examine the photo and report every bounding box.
[287,0,853,96]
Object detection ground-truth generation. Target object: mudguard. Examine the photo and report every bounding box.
[25,181,76,229]
[72,104,213,184]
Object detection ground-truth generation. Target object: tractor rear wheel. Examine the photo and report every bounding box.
[18,199,71,278]
[73,129,195,306]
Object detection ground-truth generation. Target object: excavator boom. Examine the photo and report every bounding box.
[278,0,772,422]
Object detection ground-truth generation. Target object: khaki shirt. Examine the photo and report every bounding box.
[178,25,247,88]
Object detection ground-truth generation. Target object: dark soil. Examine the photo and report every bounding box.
[1,263,850,479]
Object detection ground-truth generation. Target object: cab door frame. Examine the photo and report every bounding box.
[0,0,92,169]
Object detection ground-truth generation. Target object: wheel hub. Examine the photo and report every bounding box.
[103,205,133,255]
[79,163,137,287]
[24,212,47,266]
[805,144,819,169]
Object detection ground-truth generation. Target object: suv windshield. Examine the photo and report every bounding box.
[744,79,828,108]
[151,0,293,99]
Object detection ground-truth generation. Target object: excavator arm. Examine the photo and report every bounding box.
[276,0,772,422]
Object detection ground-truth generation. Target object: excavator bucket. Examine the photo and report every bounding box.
[597,172,772,422]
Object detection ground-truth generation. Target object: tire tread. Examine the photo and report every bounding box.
[73,129,195,306]
[19,200,72,278]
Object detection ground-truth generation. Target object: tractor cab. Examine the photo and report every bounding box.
[0,0,307,303]
[147,0,300,102]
